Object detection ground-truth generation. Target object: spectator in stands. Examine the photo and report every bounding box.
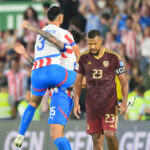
[79,0,102,34]
[104,31,121,50]
[0,76,15,119]
[39,2,50,29]
[142,64,150,90]
[22,7,39,52]
[4,57,28,115]
[140,26,150,72]
[126,85,146,121]
[143,89,150,120]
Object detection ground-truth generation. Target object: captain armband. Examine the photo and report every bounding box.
[26,56,34,65]
[115,67,125,75]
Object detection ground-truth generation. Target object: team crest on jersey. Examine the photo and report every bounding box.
[103,61,109,67]
[88,61,92,65]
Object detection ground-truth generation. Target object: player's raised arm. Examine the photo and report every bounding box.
[14,43,34,65]
[21,20,64,50]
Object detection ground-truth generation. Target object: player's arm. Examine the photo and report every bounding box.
[21,20,64,50]
[117,73,129,114]
[14,43,34,65]
[72,44,80,59]
[73,73,83,119]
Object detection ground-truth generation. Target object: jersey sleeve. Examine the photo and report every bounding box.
[75,56,85,75]
[64,31,76,46]
[114,54,125,75]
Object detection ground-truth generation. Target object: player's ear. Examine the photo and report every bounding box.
[58,14,64,24]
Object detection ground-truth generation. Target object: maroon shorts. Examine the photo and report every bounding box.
[86,106,118,134]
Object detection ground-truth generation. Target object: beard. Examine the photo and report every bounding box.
[90,49,100,56]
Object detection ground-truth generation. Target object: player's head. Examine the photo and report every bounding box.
[69,26,85,44]
[87,30,103,56]
[47,6,63,25]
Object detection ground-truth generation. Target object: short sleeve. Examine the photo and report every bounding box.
[75,56,85,75]
[64,31,76,46]
[114,54,125,75]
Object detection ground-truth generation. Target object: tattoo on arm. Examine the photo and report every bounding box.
[26,56,34,65]
[33,27,64,50]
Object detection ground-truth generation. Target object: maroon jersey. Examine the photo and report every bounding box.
[75,48,125,113]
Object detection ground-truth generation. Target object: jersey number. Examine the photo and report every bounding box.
[49,107,56,120]
[37,36,45,51]
[93,69,103,79]
[105,114,115,123]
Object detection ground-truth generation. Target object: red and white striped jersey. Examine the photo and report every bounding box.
[4,69,28,101]
[34,24,75,61]
[34,24,76,71]
[122,30,138,59]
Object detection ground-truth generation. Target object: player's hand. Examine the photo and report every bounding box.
[14,43,26,55]
[73,102,81,119]
[21,20,34,31]
[119,102,127,114]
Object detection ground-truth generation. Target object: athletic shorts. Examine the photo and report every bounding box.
[48,88,74,126]
[31,64,76,96]
[86,106,118,134]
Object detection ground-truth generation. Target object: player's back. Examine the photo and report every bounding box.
[34,24,69,61]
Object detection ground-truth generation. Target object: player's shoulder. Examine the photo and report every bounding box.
[79,50,90,59]
[105,48,121,60]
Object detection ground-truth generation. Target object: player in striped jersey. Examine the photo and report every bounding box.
[13,24,84,150]
[13,6,80,149]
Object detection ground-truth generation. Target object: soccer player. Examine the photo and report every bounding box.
[74,30,128,150]
[13,27,84,150]
[13,6,79,149]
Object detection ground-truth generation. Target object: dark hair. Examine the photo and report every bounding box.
[24,7,38,22]
[126,16,133,21]
[47,6,63,21]
[69,26,85,43]
[101,13,111,21]
[0,76,8,87]
[43,2,50,9]
[137,85,145,94]
[88,30,101,38]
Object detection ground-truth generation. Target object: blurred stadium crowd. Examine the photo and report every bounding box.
[0,0,150,121]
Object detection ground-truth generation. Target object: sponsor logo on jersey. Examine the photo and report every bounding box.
[103,61,109,67]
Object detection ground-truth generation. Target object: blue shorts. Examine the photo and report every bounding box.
[48,88,74,126]
[31,64,76,96]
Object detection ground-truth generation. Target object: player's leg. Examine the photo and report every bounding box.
[102,106,119,150]
[13,94,42,147]
[90,133,104,150]
[104,130,118,150]
[14,72,46,147]
[48,88,73,150]
[86,109,104,150]
[50,124,72,150]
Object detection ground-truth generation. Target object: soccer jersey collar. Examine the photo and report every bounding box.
[93,47,105,60]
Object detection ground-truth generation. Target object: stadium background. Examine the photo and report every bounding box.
[0,0,150,150]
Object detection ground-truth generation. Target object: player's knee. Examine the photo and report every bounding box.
[104,130,116,140]
[50,125,64,140]
[29,96,42,108]
[91,133,103,146]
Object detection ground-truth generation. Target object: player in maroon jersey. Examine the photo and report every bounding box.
[74,30,128,150]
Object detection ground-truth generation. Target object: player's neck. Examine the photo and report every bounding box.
[49,21,60,27]
[94,46,105,59]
